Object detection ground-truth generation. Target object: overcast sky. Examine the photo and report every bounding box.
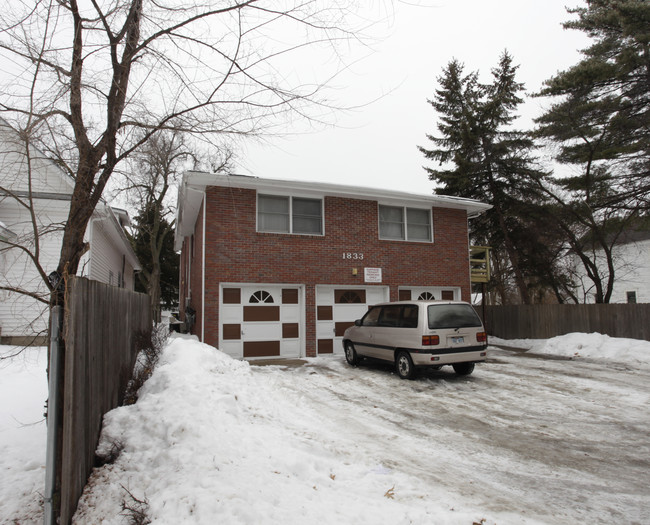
[236,0,591,195]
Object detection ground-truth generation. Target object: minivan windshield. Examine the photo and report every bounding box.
[428,304,482,329]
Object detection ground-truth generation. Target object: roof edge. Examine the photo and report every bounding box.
[174,171,492,248]
[182,171,491,212]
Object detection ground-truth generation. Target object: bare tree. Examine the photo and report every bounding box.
[0,0,371,299]
[533,174,641,304]
[114,129,233,323]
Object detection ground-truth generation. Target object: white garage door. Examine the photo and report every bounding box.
[398,286,460,301]
[315,285,389,355]
[219,284,303,360]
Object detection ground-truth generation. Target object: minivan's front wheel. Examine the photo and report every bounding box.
[344,342,359,366]
[395,351,415,380]
[452,362,475,376]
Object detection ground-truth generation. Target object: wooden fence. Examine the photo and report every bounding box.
[481,303,650,342]
[57,276,151,524]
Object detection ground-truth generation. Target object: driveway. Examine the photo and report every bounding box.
[256,347,650,524]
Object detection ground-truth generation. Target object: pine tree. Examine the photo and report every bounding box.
[419,52,548,304]
[130,204,179,316]
[534,0,649,302]
[537,0,650,209]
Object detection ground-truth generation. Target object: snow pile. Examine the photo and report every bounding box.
[492,332,650,365]
[4,332,650,524]
[73,337,490,525]
[0,346,47,524]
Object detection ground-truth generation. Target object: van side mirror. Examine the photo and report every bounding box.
[354,319,362,326]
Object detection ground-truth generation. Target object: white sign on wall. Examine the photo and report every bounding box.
[364,268,382,283]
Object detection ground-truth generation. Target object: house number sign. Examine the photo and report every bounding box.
[342,252,364,260]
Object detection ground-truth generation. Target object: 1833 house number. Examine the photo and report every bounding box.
[342,252,364,260]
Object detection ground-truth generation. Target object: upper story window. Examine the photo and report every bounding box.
[378,205,432,242]
[258,194,323,235]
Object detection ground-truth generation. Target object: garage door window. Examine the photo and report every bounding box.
[249,290,274,303]
[335,289,366,303]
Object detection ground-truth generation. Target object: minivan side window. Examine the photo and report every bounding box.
[401,305,419,328]
[378,305,402,327]
[361,306,381,326]
[375,305,419,328]
[428,304,482,329]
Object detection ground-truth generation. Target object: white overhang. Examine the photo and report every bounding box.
[174,171,492,250]
[92,204,142,271]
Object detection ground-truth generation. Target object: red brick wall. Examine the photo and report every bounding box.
[188,186,472,354]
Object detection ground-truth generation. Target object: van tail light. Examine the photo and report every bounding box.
[477,332,487,343]
[422,335,440,346]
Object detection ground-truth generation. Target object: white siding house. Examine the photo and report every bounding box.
[0,119,141,344]
[573,229,650,304]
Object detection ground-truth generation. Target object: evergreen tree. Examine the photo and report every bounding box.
[130,205,179,313]
[419,52,549,304]
[534,0,649,302]
[537,0,650,209]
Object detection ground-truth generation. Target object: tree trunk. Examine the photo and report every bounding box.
[148,264,162,324]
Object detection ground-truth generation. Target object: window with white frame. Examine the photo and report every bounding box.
[378,205,432,242]
[258,194,323,235]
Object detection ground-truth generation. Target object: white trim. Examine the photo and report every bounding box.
[174,171,491,249]
[201,190,206,342]
[465,216,472,296]
[87,218,99,279]
[183,172,490,213]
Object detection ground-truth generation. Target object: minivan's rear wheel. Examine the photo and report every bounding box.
[452,362,475,376]
[395,351,415,380]
[344,342,359,366]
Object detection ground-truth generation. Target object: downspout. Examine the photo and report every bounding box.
[201,191,206,342]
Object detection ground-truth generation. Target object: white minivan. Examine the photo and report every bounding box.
[342,300,488,379]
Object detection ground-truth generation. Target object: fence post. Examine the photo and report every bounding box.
[44,305,63,525]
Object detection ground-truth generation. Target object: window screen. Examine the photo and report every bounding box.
[258,195,290,233]
[258,194,322,235]
[379,205,431,241]
[292,197,322,234]
[379,205,404,239]
[406,208,432,241]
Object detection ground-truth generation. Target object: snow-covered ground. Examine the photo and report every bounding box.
[491,332,650,364]
[0,345,47,523]
[2,333,650,524]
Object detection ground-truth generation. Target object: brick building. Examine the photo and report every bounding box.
[174,172,490,359]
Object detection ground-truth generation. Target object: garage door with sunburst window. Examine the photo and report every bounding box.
[398,286,460,302]
[315,285,389,355]
[219,284,303,359]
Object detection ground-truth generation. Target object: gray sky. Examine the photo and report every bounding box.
[237,1,590,195]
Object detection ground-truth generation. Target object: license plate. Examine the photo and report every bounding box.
[451,336,464,345]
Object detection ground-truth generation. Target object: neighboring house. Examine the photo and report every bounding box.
[573,227,650,304]
[174,171,491,360]
[0,119,141,344]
